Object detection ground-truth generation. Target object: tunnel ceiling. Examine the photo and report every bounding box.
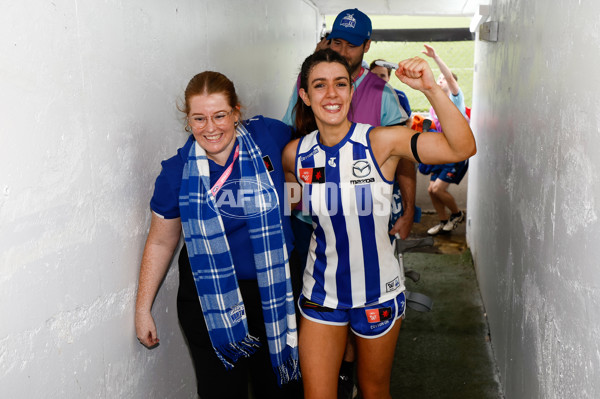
[310,0,480,16]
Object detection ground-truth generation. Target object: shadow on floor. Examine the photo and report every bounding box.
[388,212,503,399]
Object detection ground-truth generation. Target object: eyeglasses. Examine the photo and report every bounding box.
[188,109,234,129]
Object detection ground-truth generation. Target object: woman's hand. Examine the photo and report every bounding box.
[394,57,436,93]
[134,214,181,349]
[135,309,160,348]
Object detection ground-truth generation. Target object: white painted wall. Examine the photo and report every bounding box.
[468,0,600,397]
[0,1,320,397]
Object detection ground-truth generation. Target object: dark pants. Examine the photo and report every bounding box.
[290,215,312,293]
[177,247,303,399]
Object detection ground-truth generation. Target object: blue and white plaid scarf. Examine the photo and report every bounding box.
[179,123,299,385]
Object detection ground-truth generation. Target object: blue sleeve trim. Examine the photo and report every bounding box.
[365,126,395,185]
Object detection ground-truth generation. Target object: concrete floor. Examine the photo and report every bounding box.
[388,212,504,399]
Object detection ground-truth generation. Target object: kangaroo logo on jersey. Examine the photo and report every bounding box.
[352,160,371,178]
[299,167,325,184]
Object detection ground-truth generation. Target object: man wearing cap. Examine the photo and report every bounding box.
[284,8,410,129]
[282,8,417,399]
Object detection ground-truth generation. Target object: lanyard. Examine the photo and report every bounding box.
[210,144,239,196]
[353,67,365,83]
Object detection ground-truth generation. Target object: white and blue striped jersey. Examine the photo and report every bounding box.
[295,123,405,309]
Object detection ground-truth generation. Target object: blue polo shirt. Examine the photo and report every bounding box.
[150,115,293,279]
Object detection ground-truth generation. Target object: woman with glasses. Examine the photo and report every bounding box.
[282,49,476,399]
[135,71,301,399]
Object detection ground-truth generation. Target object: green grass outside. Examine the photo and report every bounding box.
[325,16,475,112]
[366,41,474,112]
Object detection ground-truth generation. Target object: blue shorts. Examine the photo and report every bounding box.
[430,160,468,185]
[298,292,406,339]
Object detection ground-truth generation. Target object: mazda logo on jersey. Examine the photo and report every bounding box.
[352,160,371,178]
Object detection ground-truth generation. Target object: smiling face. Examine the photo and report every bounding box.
[299,61,353,135]
[188,93,240,165]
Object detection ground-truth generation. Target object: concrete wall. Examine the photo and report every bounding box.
[467,0,600,397]
[0,1,320,397]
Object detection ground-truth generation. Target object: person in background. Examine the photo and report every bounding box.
[369,59,412,124]
[135,71,301,399]
[283,11,416,397]
[283,48,475,399]
[421,44,470,235]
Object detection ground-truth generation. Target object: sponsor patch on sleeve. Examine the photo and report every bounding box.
[262,155,274,172]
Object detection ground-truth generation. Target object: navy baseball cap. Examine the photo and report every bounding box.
[328,9,372,46]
